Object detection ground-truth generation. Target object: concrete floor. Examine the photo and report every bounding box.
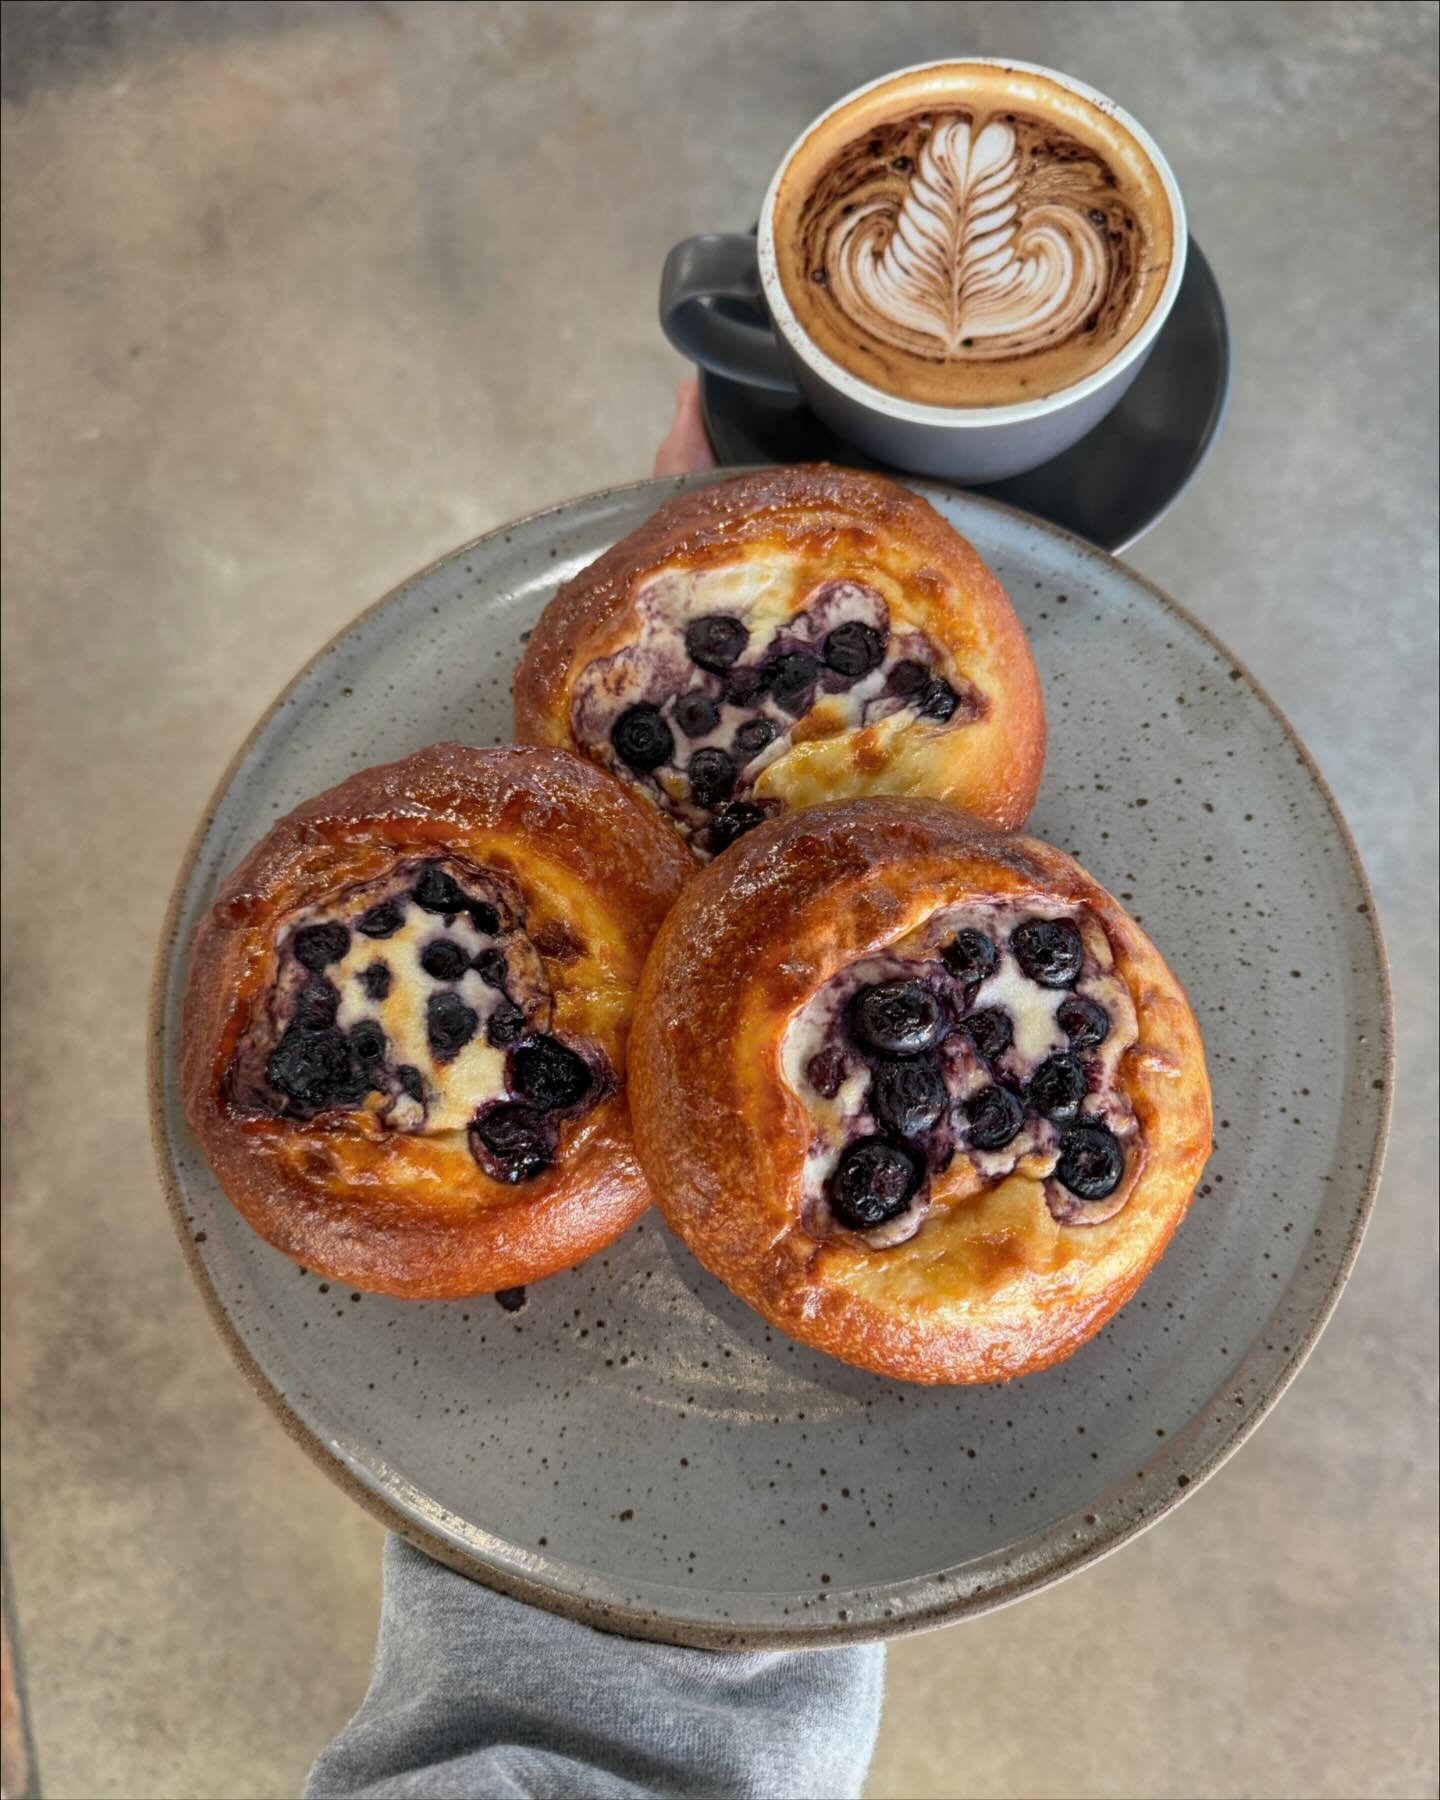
[2,3,1436,1797]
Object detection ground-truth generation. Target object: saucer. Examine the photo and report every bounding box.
[699,240,1230,554]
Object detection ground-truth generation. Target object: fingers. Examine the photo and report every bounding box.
[652,378,719,477]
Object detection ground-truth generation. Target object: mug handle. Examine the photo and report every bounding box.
[659,233,799,393]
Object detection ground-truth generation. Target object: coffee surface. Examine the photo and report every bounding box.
[774,68,1174,408]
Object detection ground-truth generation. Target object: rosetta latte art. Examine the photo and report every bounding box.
[826,117,1108,361]
[782,95,1166,406]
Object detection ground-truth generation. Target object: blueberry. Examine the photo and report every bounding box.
[357,899,405,939]
[1056,1123,1126,1199]
[1030,1053,1086,1122]
[294,976,339,1030]
[358,962,391,1001]
[960,1007,1012,1061]
[917,678,959,721]
[426,990,478,1058]
[513,1035,592,1111]
[1012,918,1084,988]
[708,801,766,853]
[1057,995,1110,1050]
[486,1000,526,1047]
[420,938,470,982]
[828,1137,922,1229]
[763,651,821,715]
[733,718,777,761]
[886,659,929,697]
[413,866,466,916]
[687,747,736,808]
[723,666,764,707]
[335,1062,371,1107]
[942,929,997,986]
[806,1046,848,1099]
[822,621,885,678]
[965,1084,1025,1150]
[467,899,501,936]
[470,1103,553,1184]
[871,1056,947,1136]
[674,691,720,739]
[293,922,350,971]
[850,980,947,1056]
[267,1025,352,1109]
[396,1064,425,1102]
[685,614,748,673]
[611,703,674,772]
[473,948,508,988]
[349,1020,387,1063]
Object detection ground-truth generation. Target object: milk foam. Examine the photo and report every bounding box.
[827,116,1108,360]
[774,65,1175,408]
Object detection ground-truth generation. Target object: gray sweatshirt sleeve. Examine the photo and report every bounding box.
[305,1536,885,1800]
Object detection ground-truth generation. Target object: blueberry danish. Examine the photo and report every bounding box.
[182,745,690,1297]
[513,466,1045,858]
[630,797,1211,1383]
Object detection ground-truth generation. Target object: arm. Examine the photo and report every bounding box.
[306,1536,883,1799]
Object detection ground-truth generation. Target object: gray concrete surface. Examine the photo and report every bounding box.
[2,4,1436,1797]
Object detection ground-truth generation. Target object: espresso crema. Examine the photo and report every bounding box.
[773,65,1176,408]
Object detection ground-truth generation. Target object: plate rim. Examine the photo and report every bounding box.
[147,471,1394,1648]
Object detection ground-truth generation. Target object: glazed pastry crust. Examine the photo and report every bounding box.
[513,465,1045,836]
[182,744,690,1298]
[630,798,1212,1384]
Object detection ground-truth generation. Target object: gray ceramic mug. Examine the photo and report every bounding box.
[660,59,1187,484]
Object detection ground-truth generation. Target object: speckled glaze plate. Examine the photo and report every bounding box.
[150,474,1391,1647]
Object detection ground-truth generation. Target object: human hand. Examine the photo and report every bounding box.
[652,378,719,477]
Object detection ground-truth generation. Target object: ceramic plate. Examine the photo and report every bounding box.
[150,474,1391,1647]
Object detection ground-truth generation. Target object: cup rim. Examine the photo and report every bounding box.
[757,57,1189,430]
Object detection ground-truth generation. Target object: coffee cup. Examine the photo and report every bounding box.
[660,59,1187,483]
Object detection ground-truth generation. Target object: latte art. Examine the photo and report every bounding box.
[827,117,1109,361]
[774,69,1175,409]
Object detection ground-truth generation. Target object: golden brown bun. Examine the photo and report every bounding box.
[514,466,1044,855]
[182,744,691,1298]
[630,797,1211,1384]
